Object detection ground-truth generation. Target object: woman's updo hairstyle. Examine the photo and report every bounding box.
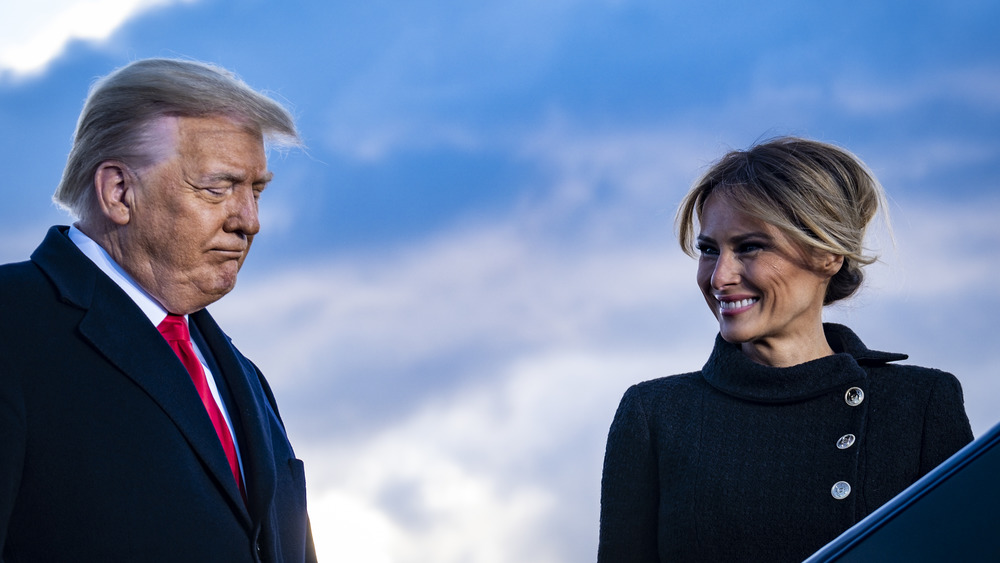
[676,136,890,305]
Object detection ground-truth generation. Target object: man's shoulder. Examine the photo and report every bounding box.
[1,226,90,311]
[0,257,47,291]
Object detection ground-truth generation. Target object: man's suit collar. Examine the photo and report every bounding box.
[31,226,102,311]
[191,311,280,520]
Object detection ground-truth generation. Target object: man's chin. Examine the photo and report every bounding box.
[162,283,237,315]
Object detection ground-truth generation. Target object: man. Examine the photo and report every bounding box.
[0,58,317,562]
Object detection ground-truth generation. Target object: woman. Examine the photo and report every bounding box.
[598,137,973,562]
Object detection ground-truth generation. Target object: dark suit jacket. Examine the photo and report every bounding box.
[0,226,317,562]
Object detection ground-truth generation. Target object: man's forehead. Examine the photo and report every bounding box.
[176,116,267,160]
[174,114,264,142]
[138,114,269,179]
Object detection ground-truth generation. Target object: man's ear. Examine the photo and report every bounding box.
[94,161,136,226]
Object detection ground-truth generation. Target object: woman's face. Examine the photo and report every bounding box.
[695,193,840,348]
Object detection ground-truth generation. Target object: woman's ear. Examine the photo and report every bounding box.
[93,161,136,226]
[818,252,845,278]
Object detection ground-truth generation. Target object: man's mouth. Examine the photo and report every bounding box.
[211,248,246,259]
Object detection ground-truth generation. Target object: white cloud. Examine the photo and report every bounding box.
[0,0,195,79]
[216,218,701,398]
[867,138,1000,185]
[871,198,1000,297]
[833,65,1000,115]
[302,348,703,563]
[308,489,396,563]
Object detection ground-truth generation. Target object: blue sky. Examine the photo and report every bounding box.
[2,1,999,561]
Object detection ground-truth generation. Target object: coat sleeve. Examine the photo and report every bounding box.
[918,372,974,475]
[597,385,660,563]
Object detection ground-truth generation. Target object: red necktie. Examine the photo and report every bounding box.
[157,314,245,498]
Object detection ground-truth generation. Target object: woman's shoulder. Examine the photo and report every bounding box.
[609,372,711,438]
[617,371,710,412]
[867,360,965,397]
[630,370,707,393]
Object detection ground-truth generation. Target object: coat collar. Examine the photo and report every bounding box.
[31,226,257,524]
[701,323,908,404]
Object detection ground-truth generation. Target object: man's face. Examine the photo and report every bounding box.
[117,115,271,314]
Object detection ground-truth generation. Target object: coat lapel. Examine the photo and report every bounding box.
[192,310,278,523]
[32,226,251,522]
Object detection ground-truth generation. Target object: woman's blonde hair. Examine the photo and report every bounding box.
[676,136,890,304]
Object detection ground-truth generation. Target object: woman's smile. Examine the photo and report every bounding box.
[716,296,759,315]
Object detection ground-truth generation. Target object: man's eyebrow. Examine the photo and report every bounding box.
[201,172,243,183]
[201,171,274,184]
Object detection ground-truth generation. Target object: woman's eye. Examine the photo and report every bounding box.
[738,242,764,253]
[696,243,719,256]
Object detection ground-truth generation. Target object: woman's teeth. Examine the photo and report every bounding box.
[719,298,757,310]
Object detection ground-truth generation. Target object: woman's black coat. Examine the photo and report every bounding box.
[598,323,973,562]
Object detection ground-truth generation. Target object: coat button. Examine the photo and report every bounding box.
[831,481,852,500]
[844,387,864,406]
[836,434,856,449]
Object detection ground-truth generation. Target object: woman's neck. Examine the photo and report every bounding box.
[740,323,834,367]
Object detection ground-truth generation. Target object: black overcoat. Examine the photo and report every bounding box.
[0,226,317,562]
[598,323,973,562]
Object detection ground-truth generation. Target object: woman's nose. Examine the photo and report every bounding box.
[711,251,741,289]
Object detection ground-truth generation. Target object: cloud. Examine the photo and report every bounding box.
[214,215,705,434]
[0,0,195,80]
[875,198,1000,296]
[866,138,1000,187]
[832,65,1000,116]
[302,348,704,563]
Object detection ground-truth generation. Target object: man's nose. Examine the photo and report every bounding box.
[226,186,260,237]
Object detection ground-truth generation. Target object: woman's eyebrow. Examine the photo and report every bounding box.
[698,231,773,244]
[732,231,773,242]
